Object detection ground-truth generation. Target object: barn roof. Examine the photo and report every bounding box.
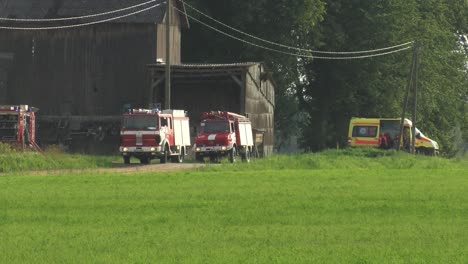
[148,62,276,104]
[148,62,275,83]
[0,0,188,25]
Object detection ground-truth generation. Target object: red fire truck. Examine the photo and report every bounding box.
[195,111,254,163]
[119,108,191,164]
[0,105,40,150]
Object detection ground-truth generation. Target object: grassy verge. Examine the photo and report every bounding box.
[0,144,117,173]
[0,149,467,263]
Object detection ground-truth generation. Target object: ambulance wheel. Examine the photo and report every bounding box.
[123,156,130,164]
[229,148,237,163]
[242,148,251,163]
[172,148,184,163]
[160,146,169,164]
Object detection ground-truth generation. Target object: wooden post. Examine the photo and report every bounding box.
[165,0,171,109]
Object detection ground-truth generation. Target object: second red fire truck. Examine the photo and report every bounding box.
[119,108,191,164]
[195,111,254,163]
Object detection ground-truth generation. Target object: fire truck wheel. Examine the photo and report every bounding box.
[160,146,169,164]
[140,157,150,164]
[209,155,218,163]
[172,148,184,163]
[195,153,204,162]
[123,156,130,164]
[242,148,251,163]
[229,148,237,163]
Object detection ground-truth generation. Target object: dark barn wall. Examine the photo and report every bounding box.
[170,80,241,133]
[0,52,13,104]
[0,24,157,115]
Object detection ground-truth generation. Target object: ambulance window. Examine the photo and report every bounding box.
[168,118,172,129]
[352,126,377,137]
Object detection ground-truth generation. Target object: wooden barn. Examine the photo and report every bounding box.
[0,0,188,151]
[0,0,276,155]
[0,0,187,114]
[148,63,275,156]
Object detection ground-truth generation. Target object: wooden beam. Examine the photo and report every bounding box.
[172,80,237,86]
[150,68,244,74]
[149,76,165,106]
[230,74,243,89]
[240,70,246,114]
[38,115,121,122]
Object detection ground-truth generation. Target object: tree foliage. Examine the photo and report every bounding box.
[181,0,468,155]
[301,0,467,155]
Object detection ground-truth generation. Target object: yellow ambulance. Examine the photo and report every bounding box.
[347,117,439,155]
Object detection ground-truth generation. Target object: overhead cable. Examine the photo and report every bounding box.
[180,0,413,55]
[0,3,163,30]
[173,6,412,60]
[0,0,163,22]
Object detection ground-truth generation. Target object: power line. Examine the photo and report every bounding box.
[0,3,163,30]
[0,0,163,22]
[180,0,413,55]
[173,6,413,60]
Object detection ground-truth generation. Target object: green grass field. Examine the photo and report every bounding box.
[1,149,467,263]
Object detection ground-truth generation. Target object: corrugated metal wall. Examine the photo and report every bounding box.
[171,80,241,129]
[245,64,275,156]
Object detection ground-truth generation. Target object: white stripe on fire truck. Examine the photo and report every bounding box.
[120,131,160,135]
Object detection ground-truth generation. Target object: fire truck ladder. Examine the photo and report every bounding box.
[204,111,248,121]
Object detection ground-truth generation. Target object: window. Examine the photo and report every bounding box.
[200,122,230,133]
[415,127,424,138]
[352,126,377,137]
[160,117,167,127]
[122,115,158,130]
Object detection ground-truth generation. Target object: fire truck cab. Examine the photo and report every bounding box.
[119,108,191,164]
[347,117,439,155]
[195,111,254,163]
[0,105,39,150]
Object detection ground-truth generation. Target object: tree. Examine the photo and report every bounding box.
[300,0,468,155]
[180,0,467,155]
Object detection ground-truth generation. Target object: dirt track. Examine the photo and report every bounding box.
[7,163,206,176]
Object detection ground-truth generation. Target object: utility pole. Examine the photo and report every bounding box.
[411,43,419,154]
[397,43,417,151]
[165,0,171,109]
